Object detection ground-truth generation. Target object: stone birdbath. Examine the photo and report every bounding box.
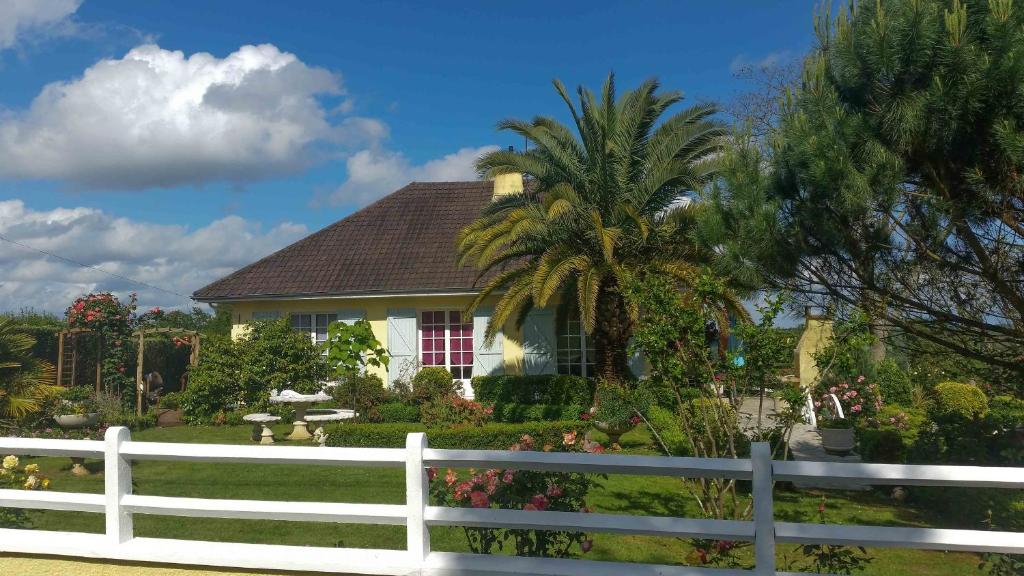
[268,389,332,441]
[53,412,100,476]
[242,413,282,445]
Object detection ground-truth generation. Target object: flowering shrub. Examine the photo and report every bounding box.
[429,431,604,557]
[1,454,51,528]
[812,375,882,428]
[65,292,137,395]
[420,395,493,428]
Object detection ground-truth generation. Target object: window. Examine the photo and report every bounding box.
[420,311,474,381]
[253,311,280,321]
[290,313,337,347]
[557,309,595,377]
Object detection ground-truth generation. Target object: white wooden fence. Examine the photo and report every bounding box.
[0,427,1021,576]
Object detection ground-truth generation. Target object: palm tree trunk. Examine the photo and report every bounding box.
[592,284,632,383]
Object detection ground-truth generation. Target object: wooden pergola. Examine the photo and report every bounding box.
[56,328,103,392]
[134,327,200,416]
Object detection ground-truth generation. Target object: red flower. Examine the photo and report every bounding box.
[522,503,538,511]
[445,469,457,486]
[530,494,549,511]
[501,470,515,484]
[580,412,591,421]
[469,491,489,508]
[427,467,438,481]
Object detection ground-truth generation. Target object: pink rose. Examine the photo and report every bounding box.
[829,386,838,394]
[581,540,593,553]
[851,404,862,413]
[530,494,549,511]
[546,483,564,498]
[522,503,538,511]
[445,469,457,486]
[470,491,489,508]
[502,470,515,484]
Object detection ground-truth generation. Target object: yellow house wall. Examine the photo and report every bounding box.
[795,317,834,389]
[223,294,524,381]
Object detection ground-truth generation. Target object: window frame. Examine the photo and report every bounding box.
[289,312,338,350]
[556,309,595,377]
[417,309,475,385]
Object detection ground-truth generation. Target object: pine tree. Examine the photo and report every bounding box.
[701,0,1024,373]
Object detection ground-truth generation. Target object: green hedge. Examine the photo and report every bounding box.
[372,402,422,423]
[472,375,594,406]
[490,403,585,423]
[324,420,580,450]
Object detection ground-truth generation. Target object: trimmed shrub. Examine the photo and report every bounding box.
[413,367,462,402]
[645,405,691,456]
[472,375,594,406]
[490,403,585,423]
[988,395,1024,432]
[856,406,928,463]
[180,335,240,423]
[324,420,580,449]
[931,381,988,421]
[331,372,390,416]
[876,358,913,406]
[371,402,421,423]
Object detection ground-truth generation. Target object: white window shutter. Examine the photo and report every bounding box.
[522,308,556,375]
[336,309,366,325]
[386,308,417,387]
[473,306,504,377]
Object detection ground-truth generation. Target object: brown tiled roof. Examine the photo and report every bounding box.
[193,181,495,301]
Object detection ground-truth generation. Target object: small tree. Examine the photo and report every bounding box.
[322,319,389,378]
[236,319,328,409]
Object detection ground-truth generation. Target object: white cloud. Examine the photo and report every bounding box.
[0,199,307,314]
[729,50,794,75]
[326,145,499,206]
[0,43,384,189]
[0,0,81,50]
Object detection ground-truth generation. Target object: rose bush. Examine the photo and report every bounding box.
[1,454,51,528]
[429,431,604,557]
[65,292,137,396]
[812,375,882,428]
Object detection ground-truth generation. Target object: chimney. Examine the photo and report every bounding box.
[492,145,524,199]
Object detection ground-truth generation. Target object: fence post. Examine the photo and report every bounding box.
[105,426,133,544]
[751,442,775,575]
[406,432,430,567]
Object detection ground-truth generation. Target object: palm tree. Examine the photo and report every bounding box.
[459,73,740,382]
[0,317,58,426]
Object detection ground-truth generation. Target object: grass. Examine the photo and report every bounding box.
[4,424,996,575]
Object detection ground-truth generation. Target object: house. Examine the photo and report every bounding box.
[193,174,598,397]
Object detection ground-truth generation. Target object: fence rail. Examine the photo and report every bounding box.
[1,428,1021,576]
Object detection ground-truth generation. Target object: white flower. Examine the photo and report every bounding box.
[2,455,18,470]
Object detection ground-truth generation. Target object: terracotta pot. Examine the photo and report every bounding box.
[819,426,856,455]
[593,420,635,446]
[54,413,99,429]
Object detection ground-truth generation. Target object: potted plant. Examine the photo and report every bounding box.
[816,403,855,454]
[591,380,647,447]
[53,386,99,429]
[813,376,879,455]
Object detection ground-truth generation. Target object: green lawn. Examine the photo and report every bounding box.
[6,424,991,575]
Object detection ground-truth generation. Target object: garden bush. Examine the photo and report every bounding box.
[930,381,988,421]
[370,402,420,423]
[325,420,580,449]
[421,395,493,427]
[236,319,328,407]
[645,405,691,456]
[180,335,240,423]
[159,391,182,410]
[875,359,913,406]
[412,367,462,402]
[472,374,593,405]
[490,403,585,423]
[987,395,1024,433]
[330,372,390,416]
[856,406,928,463]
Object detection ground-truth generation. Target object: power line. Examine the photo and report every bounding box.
[0,231,194,303]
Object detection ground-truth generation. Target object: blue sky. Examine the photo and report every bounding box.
[0,1,820,313]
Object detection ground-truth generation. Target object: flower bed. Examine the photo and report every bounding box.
[324,421,581,450]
